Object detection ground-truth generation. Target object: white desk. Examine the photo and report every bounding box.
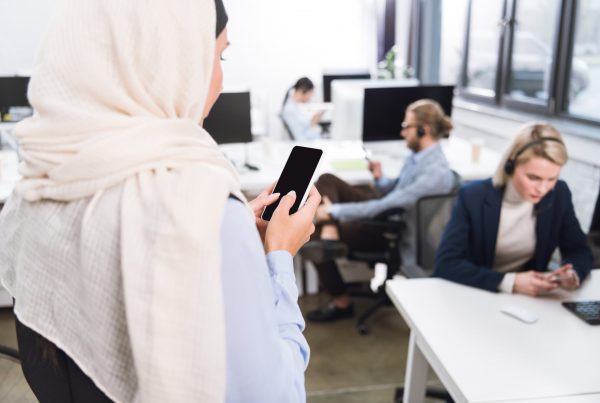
[386,270,600,403]
[224,137,500,196]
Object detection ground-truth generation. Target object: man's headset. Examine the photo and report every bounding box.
[504,137,564,175]
[416,126,425,138]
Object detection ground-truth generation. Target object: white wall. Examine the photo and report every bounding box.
[223,0,377,138]
[0,0,56,75]
[1,0,378,138]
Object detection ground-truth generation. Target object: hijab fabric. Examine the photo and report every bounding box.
[10,0,242,401]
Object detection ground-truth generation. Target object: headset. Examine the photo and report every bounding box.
[416,126,425,138]
[504,137,564,175]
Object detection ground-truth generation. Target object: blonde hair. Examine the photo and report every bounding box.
[406,99,453,139]
[492,122,568,187]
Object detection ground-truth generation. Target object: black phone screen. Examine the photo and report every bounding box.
[261,146,323,221]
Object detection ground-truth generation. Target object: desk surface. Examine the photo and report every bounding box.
[386,270,600,402]
[0,135,500,201]
[223,137,500,196]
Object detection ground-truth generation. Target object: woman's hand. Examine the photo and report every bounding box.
[514,271,559,296]
[264,186,321,255]
[547,263,580,290]
[248,182,280,243]
[310,111,324,127]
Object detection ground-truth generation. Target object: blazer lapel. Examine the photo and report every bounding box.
[483,184,503,266]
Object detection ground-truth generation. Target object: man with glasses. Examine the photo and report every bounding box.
[304,99,456,322]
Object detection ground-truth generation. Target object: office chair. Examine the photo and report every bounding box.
[279,113,296,140]
[346,173,460,336]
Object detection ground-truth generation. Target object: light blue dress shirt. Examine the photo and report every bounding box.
[220,198,309,403]
[329,143,454,269]
[281,98,321,141]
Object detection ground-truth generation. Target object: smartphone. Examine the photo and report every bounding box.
[261,146,323,221]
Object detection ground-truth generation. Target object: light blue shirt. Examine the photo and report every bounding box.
[281,97,321,141]
[329,143,455,269]
[221,198,309,403]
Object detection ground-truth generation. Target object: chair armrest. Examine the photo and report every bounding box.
[357,207,406,233]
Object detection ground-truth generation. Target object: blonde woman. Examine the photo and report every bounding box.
[434,123,592,296]
[0,0,318,402]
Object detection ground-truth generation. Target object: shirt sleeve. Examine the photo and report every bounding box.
[220,198,309,403]
[281,100,321,141]
[330,167,450,222]
[498,272,516,293]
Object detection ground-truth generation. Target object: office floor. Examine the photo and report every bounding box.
[0,296,445,403]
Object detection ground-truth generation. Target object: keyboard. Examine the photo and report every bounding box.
[562,301,600,325]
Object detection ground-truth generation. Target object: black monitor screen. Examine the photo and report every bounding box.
[0,76,30,109]
[362,85,454,142]
[203,91,252,144]
[322,72,371,102]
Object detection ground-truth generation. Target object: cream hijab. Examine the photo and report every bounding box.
[13,0,243,401]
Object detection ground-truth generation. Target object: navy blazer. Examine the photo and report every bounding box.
[433,178,592,292]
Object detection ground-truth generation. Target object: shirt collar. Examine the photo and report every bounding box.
[411,142,441,163]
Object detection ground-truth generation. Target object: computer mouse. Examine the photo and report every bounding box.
[500,305,538,324]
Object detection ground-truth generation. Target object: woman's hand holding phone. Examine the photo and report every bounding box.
[547,263,579,290]
[264,186,321,256]
[248,182,279,243]
[514,271,559,296]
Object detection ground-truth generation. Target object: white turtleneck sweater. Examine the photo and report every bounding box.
[494,180,536,293]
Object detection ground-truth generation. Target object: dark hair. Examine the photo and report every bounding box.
[215,0,228,37]
[283,77,314,106]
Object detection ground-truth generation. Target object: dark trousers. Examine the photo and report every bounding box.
[15,315,113,403]
[313,173,388,297]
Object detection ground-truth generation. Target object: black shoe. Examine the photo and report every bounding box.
[307,302,354,322]
[300,240,347,264]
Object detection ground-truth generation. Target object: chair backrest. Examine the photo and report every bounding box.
[279,113,296,140]
[415,192,457,275]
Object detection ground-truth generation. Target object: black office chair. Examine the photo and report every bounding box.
[346,171,460,335]
[279,114,296,140]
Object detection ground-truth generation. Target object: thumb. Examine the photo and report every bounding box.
[276,190,297,214]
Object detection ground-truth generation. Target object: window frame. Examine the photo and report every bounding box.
[422,0,600,131]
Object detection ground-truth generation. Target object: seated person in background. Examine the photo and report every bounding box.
[281,77,323,140]
[434,123,592,295]
[304,99,456,322]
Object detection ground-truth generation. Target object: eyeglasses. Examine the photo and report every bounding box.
[401,122,419,130]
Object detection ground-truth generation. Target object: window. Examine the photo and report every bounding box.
[438,0,469,85]
[427,0,600,129]
[464,0,505,96]
[568,0,600,121]
[506,0,561,103]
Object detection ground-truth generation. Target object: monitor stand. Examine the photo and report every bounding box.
[243,142,259,171]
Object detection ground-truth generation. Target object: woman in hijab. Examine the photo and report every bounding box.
[0,0,318,402]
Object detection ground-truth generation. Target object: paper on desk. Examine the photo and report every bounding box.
[330,158,368,171]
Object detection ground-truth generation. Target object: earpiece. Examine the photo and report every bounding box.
[417,126,425,138]
[503,137,564,175]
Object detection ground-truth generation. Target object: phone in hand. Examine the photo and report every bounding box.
[261,146,323,221]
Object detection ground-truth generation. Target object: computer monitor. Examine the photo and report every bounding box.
[0,76,30,120]
[322,71,371,103]
[203,91,252,144]
[362,85,454,142]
